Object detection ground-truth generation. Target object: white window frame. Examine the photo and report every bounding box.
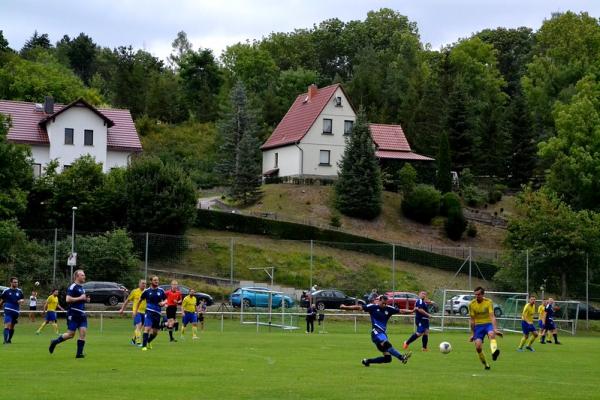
[32,163,42,178]
[64,128,74,145]
[274,152,278,168]
[344,120,354,135]
[84,129,93,146]
[322,119,332,135]
[319,150,331,166]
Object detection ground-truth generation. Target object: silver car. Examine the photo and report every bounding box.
[445,294,503,317]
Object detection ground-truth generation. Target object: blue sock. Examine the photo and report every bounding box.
[368,355,391,364]
[142,332,149,347]
[388,347,402,360]
[406,333,419,345]
[76,339,85,356]
[422,334,429,349]
[8,329,14,341]
[3,328,8,342]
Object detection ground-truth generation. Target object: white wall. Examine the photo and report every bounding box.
[262,145,299,177]
[29,145,50,169]
[106,151,132,170]
[299,87,356,177]
[46,107,108,171]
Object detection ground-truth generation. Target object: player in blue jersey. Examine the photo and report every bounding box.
[540,298,561,345]
[49,270,89,358]
[0,277,25,344]
[341,295,411,367]
[403,291,432,351]
[135,275,167,351]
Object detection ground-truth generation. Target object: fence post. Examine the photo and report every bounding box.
[392,244,396,293]
[52,228,58,285]
[144,232,149,280]
[230,238,234,286]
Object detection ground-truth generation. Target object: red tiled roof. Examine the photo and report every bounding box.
[0,99,142,152]
[369,123,412,152]
[375,150,434,161]
[261,84,343,150]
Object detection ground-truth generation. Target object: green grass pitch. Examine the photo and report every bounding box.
[1,316,598,400]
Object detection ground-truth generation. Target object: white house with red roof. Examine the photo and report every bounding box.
[0,97,142,175]
[261,84,432,179]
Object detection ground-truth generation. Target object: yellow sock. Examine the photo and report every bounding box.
[37,322,45,333]
[53,323,59,334]
[181,327,185,336]
[192,326,197,336]
[490,339,498,354]
[478,351,487,365]
[527,336,536,347]
[518,337,527,349]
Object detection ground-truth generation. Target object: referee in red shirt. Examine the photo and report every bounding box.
[165,280,182,342]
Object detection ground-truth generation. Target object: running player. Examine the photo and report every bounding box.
[180,289,198,340]
[468,286,500,370]
[165,280,182,342]
[135,276,166,351]
[36,289,64,335]
[341,295,411,367]
[0,277,24,344]
[119,279,147,345]
[537,299,546,341]
[517,295,538,352]
[198,299,207,331]
[403,290,432,351]
[49,270,89,358]
[541,298,561,345]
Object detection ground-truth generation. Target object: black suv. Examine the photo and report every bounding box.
[158,284,214,306]
[82,281,128,306]
[301,289,364,310]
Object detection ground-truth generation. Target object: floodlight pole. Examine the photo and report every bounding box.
[70,206,77,278]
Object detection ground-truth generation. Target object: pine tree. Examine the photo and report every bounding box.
[446,83,471,171]
[231,129,262,204]
[436,131,452,193]
[335,109,382,219]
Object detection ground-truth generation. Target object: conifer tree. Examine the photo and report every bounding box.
[335,108,382,219]
[436,131,452,193]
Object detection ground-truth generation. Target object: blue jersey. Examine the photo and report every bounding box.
[544,304,554,321]
[414,299,429,323]
[1,288,24,313]
[140,287,166,315]
[362,303,399,333]
[67,283,86,315]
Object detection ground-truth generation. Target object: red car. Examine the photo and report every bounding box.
[384,291,438,313]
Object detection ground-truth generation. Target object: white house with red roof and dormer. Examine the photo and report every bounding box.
[0,97,142,176]
[261,84,433,179]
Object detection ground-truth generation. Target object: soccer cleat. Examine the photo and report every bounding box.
[130,338,136,346]
[35,331,40,335]
[495,330,504,338]
[402,341,409,350]
[361,359,370,367]
[484,364,491,370]
[401,351,412,364]
[147,343,153,349]
[492,349,500,361]
[49,341,56,354]
[192,335,198,340]
[170,338,177,342]
[516,348,524,352]
[525,346,535,352]
[547,340,552,343]
[554,341,561,345]
[75,354,85,359]
[422,348,429,352]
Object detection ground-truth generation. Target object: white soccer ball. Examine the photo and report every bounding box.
[439,341,452,354]
[34,281,40,286]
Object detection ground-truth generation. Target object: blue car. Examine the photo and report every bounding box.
[230,287,294,308]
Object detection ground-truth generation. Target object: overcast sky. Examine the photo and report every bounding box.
[2,0,599,60]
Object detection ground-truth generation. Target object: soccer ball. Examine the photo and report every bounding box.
[34,281,40,286]
[439,341,452,354]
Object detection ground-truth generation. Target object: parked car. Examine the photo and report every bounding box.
[444,294,503,317]
[158,284,214,306]
[82,281,128,306]
[0,285,7,292]
[230,287,294,308]
[566,303,600,320]
[384,291,438,313]
[301,289,364,311]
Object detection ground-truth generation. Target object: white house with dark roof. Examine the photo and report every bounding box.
[261,84,433,179]
[0,97,142,175]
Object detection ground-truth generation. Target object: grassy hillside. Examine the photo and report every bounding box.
[235,184,507,249]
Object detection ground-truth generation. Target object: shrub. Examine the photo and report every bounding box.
[445,207,467,240]
[462,184,487,207]
[401,184,441,224]
[440,192,461,217]
[330,214,341,228]
[397,163,418,195]
[487,190,502,204]
[467,223,478,238]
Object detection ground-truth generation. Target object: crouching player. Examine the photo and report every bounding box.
[517,295,538,352]
[469,287,500,370]
[341,295,411,367]
[180,289,199,340]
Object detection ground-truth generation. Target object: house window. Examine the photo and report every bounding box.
[274,153,278,168]
[84,129,93,146]
[344,120,354,135]
[32,163,41,178]
[63,165,71,171]
[319,150,331,166]
[322,119,332,134]
[334,96,342,107]
[64,128,74,145]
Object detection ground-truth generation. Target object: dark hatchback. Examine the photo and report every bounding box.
[82,281,128,306]
[301,289,364,310]
[158,284,214,306]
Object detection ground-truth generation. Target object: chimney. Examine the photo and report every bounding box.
[307,84,318,101]
[44,96,54,114]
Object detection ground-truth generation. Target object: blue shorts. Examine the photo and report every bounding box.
[133,313,145,326]
[45,311,57,322]
[473,323,494,341]
[537,320,544,330]
[545,320,556,331]
[183,312,197,326]
[67,312,87,331]
[521,321,536,335]
[144,311,161,329]
[3,309,19,324]
[416,319,429,334]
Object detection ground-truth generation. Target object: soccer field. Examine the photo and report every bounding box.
[1,317,598,400]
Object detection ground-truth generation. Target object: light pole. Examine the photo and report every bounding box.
[70,206,77,277]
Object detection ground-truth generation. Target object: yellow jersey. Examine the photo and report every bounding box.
[128,288,146,313]
[522,303,535,324]
[182,295,197,313]
[46,294,59,311]
[537,304,545,321]
[469,298,494,325]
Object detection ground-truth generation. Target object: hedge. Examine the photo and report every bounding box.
[196,209,498,278]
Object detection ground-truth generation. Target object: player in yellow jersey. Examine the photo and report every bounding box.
[36,289,64,334]
[180,289,199,340]
[468,287,500,370]
[119,279,146,346]
[517,296,538,352]
[537,300,548,342]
